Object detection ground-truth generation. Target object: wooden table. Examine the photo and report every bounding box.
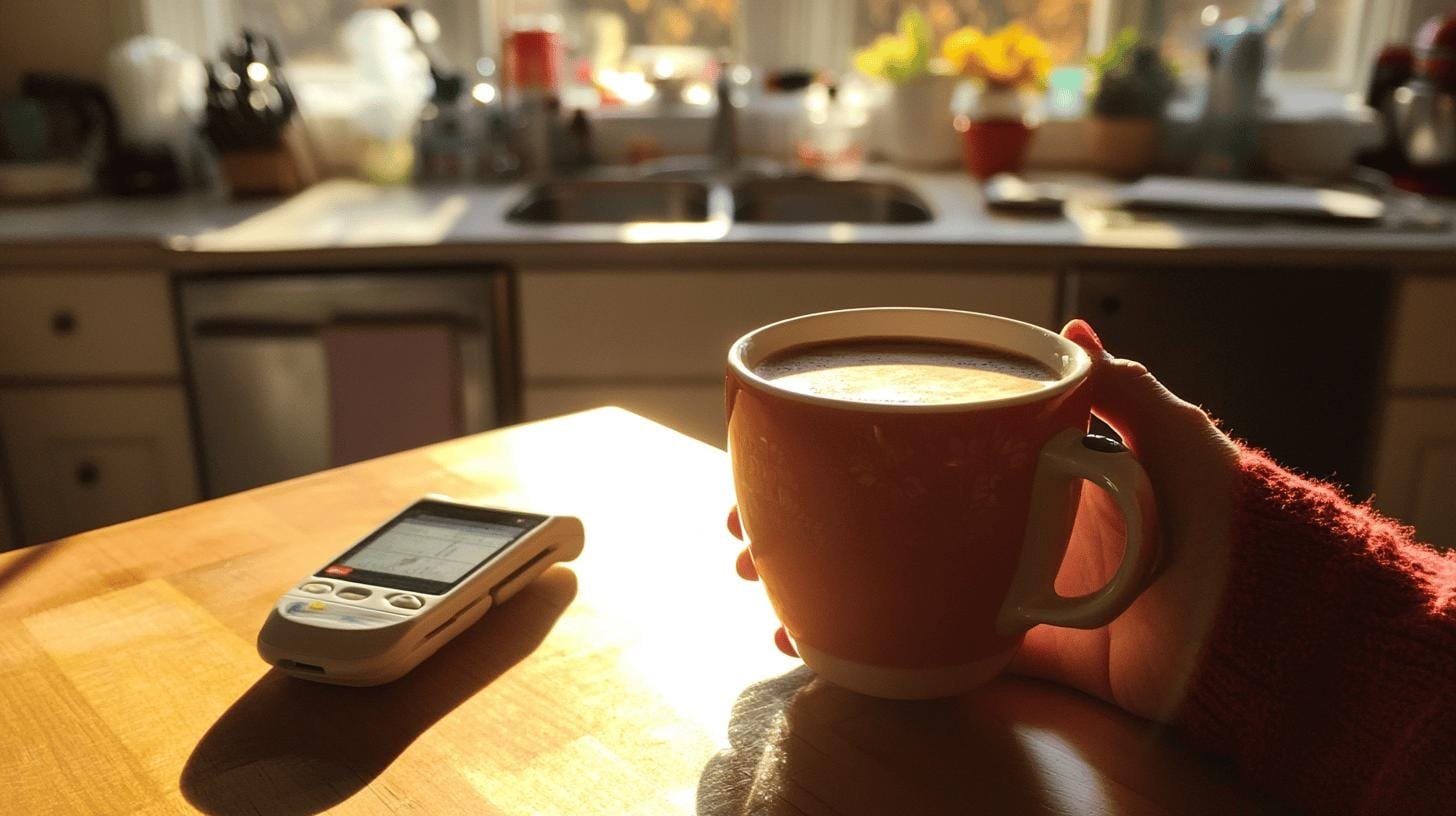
[1,408,1278,815]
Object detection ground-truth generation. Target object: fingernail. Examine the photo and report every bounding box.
[1062,319,1108,358]
[1066,318,1102,345]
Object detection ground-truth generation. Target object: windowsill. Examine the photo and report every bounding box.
[584,85,1381,179]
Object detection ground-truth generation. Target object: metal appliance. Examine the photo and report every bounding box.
[178,269,517,497]
[1068,266,1393,494]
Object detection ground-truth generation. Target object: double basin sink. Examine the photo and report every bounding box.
[506,178,933,225]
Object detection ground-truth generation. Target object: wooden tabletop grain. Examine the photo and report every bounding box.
[0,408,1278,815]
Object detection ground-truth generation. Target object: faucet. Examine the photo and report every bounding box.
[709,62,739,171]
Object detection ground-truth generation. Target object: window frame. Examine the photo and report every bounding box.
[1104,0,1400,95]
[187,0,1412,106]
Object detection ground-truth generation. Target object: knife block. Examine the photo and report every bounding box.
[217,123,318,196]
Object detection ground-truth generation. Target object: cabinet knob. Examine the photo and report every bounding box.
[51,310,78,336]
[75,461,100,486]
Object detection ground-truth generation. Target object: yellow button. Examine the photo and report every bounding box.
[307,601,326,611]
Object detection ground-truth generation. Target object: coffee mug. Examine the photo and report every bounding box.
[726,308,1157,699]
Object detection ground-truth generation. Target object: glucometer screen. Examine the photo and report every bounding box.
[319,502,548,594]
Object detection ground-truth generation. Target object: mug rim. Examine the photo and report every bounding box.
[727,307,1092,414]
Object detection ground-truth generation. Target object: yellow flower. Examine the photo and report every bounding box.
[941,27,985,73]
[942,21,1052,90]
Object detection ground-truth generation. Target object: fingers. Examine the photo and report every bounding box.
[726,506,786,656]
[1060,320,1223,464]
[1061,318,1105,356]
[729,506,758,580]
[736,548,758,580]
[774,627,798,657]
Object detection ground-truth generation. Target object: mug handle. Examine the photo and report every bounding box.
[996,428,1158,634]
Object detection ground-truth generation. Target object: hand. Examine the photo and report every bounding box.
[726,320,1240,722]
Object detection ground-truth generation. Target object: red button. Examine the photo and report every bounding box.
[323,565,353,576]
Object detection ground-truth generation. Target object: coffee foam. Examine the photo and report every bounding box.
[754,340,1059,406]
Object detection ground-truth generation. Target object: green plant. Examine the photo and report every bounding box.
[1088,29,1177,118]
[1088,28,1141,80]
[853,8,933,83]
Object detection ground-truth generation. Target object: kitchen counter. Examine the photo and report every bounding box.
[0,408,1282,814]
[2,169,1453,271]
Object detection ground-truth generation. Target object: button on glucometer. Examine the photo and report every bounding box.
[389,594,424,610]
[336,587,371,601]
[300,582,331,594]
[307,601,327,611]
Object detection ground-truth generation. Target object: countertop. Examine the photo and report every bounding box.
[0,407,1281,815]
[2,168,1453,271]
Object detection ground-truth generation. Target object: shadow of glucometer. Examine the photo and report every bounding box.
[180,567,578,815]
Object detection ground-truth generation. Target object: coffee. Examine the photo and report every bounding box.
[752,338,1059,405]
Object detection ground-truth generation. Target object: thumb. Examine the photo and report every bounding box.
[1060,320,1221,472]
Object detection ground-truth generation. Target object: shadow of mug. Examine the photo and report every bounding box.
[180,566,578,815]
[697,669,1053,816]
[697,669,1273,816]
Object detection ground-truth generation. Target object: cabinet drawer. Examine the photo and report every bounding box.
[0,386,199,545]
[520,269,1057,380]
[0,271,180,379]
[525,381,726,447]
[1388,277,1456,390]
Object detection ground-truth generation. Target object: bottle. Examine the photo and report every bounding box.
[793,82,867,179]
[503,1,563,178]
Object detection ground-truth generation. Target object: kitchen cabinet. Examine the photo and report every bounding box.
[1371,275,1456,550]
[1372,397,1456,551]
[1385,276,1456,392]
[0,386,198,544]
[0,271,180,378]
[1065,265,1393,494]
[526,381,727,446]
[519,268,1059,445]
[0,472,13,550]
[0,269,196,549]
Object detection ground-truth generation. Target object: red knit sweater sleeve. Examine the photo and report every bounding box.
[1175,447,1456,814]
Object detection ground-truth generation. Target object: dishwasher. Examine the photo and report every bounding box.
[1066,265,1394,495]
[178,269,518,498]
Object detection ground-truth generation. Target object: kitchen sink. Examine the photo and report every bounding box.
[507,180,711,223]
[732,179,933,224]
[634,156,787,181]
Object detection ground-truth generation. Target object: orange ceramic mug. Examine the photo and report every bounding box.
[726,308,1158,699]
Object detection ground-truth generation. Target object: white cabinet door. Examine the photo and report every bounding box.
[520,269,1059,380]
[525,381,727,447]
[0,386,200,545]
[1373,397,1456,551]
[518,268,1058,446]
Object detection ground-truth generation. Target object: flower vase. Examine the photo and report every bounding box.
[955,86,1036,179]
[880,73,962,169]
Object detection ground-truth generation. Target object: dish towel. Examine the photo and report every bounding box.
[322,321,462,467]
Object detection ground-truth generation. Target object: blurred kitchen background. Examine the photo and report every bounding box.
[1,0,1454,551]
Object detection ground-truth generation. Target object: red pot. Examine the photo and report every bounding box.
[957,118,1035,180]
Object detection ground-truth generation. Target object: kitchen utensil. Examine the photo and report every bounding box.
[204,30,298,153]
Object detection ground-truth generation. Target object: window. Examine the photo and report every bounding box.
[853,0,1399,90]
[1151,0,1368,81]
[218,0,1410,102]
[231,1,486,72]
[567,0,736,51]
[854,0,1095,66]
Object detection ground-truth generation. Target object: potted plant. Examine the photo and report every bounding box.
[942,22,1052,179]
[854,9,961,168]
[1086,29,1177,178]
